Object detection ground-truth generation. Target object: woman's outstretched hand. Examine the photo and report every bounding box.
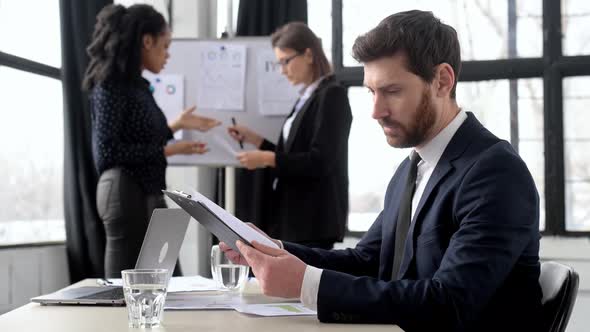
[171,106,221,132]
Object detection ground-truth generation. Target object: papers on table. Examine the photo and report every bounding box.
[233,303,316,317]
[107,275,219,293]
[165,292,243,310]
[107,275,315,317]
[164,292,316,317]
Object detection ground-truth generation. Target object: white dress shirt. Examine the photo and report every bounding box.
[282,77,324,142]
[299,110,468,310]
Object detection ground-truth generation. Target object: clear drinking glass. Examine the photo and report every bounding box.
[210,244,249,291]
[121,269,169,328]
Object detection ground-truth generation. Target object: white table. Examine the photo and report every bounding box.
[0,279,403,332]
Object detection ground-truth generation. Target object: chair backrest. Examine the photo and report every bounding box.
[539,261,579,332]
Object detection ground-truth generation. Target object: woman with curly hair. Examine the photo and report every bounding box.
[83,4,219,278]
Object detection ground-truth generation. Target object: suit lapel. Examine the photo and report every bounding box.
[284,96,313,153]
[283,77,332,153]
[397,162,453,278]
[397,113,481,279]
[380,161,409,280]
[277,104,297,152]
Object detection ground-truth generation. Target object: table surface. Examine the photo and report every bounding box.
[0,279,403,332]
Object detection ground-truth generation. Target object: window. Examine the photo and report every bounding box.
[342,0,542,66]
[0,67,64,244]
[116,0,170,22]
[562,0,590,56]
[308,1,333,63]
[347,79,546,232]
[216,0,240,38]
[0,0,62,67]
[456,79,545,230]
[0,2,64,245]
[322,0,589,236]
[347,87,410,232]
[564,77,590,231]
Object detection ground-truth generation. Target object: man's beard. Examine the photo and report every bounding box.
[384,87,436,148]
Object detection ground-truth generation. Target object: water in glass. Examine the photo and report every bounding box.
[212,263,249,290]
[123,284,167,328]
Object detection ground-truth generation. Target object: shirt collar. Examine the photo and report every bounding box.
[298,76,325,99]
[415,109,467,167]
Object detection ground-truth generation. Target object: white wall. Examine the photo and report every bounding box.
[0,245,69,314]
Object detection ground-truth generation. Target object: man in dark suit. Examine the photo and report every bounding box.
[222,10,542,332]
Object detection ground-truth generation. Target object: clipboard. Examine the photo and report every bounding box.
[163,190,262,253]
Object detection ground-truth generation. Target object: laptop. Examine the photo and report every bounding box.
[31,208,190,306]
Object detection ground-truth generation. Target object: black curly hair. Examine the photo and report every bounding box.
[82,4,167,90]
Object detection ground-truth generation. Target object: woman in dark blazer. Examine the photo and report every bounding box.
[83,4,220,277]
[228,22,352,249]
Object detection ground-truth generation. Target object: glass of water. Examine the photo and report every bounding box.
[211,244,249,291]
[121,269,168,328]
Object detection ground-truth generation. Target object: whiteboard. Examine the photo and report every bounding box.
[160,37,299,167]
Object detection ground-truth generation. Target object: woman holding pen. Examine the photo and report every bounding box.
[228,22,352,249]
[83,4,220,277]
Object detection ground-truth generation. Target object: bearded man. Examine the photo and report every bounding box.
[221,10,542,332]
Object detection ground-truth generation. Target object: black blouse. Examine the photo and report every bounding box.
[90,78,173,195]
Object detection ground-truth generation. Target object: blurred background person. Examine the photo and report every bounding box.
[228,22,352,250]
[83,4,220,278]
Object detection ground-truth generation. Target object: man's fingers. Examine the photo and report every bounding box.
[219,242,247,265]
[251,240,284,257]
[236,240,266,265]
[219,242,232,252]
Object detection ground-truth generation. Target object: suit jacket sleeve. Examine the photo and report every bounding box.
[259,139,276,151]
[292,143,540,330]
[284,210,383,277]
[273,84,352,178]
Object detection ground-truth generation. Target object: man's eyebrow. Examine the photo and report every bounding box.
[364,83,403,91]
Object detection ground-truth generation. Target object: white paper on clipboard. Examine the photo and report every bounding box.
[182,189,278,249]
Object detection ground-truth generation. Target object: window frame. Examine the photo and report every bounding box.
[331,0,590,237]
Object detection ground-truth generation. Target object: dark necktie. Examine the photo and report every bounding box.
[391,151,422,280]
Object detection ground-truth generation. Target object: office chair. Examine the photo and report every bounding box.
[539,261,579,332]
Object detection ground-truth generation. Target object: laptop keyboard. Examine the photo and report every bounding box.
[79,287,124,300]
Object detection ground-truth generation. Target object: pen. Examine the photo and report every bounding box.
[231,117,244,149]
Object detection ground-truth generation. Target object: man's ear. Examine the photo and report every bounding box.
[435,63,455,98]
[142,34,154,50]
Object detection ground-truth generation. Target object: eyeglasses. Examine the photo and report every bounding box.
[276,53,302,67]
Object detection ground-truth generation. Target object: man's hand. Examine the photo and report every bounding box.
[219,223,281,265]
[236,240,306,299]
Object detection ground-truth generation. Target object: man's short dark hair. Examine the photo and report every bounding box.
[352,10,461,99]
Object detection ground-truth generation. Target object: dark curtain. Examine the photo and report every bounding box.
[233,0,307,230]
[236,0,307,36]
[60,0,112,282]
